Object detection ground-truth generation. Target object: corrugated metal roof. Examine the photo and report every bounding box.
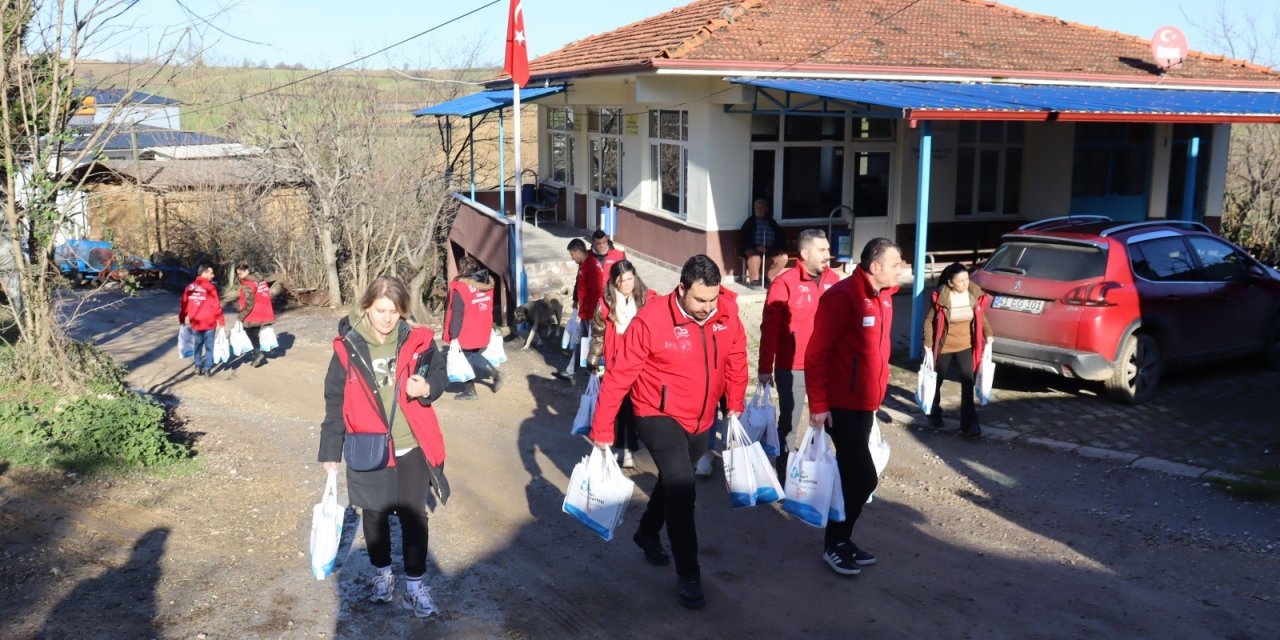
[62,125,231,152]
[412,86,567,118]
[730,78,1280,123]
[72,87,181,106]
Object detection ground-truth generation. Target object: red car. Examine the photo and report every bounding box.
[971,217,1280,403]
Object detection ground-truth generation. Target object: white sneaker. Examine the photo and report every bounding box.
[621,449,635,469]
[401,585,439,618]
[694,452,712,477]
[369,570,395,603]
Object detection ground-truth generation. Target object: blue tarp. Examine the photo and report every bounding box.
[729,78,1280,120]
[412,85,567,118]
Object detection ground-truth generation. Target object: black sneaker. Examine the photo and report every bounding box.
[454,389,478,401]
[253,352,267,368]
[849,543,877,566]
[632,530,670,566]
[551,370,572,381]
[823,542,862,576]
[928,412,943,429]
[677,576,705,609]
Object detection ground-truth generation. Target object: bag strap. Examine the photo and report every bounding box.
[324,469,338,500]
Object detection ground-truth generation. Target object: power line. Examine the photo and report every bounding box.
[181,0,501,118]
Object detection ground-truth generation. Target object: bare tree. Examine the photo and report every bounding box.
[1187,0,1280,263]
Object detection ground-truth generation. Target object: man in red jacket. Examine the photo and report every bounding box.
[758,229,839,474]
[179,264,226,377]
[555,231,624,381]
[591,255,747,610]
[805,237,902,577]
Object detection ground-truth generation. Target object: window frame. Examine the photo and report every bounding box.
[545,106,575,186]
[955,121,1023,217]
[587,106,623,198]
[648,109,688,219]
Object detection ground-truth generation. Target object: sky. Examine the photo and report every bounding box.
[89,0,1278,70]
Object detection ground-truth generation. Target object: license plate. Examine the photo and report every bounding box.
[992,295,1045,315]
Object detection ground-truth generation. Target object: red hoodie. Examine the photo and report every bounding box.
[758,263,841,374]
[591,286,748,441]
[179,276,225,331]
[805,266,897,414]
[577,247,625,321]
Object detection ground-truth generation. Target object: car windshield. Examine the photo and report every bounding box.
[984,241,1107,282]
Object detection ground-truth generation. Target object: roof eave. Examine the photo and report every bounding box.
[651,59,1280,91]
[483,61,656,89]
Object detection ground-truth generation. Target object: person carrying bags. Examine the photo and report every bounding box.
[923,262,994,438]
[587,259,656,469]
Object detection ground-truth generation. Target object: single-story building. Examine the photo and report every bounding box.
[471,0,1280,273]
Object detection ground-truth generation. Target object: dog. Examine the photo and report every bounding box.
[514,295,564,350]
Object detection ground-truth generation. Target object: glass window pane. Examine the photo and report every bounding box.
[602,138,619,197]
[551,133,572,183]
[784,116,843,141]
[980,121,1003,144]
[1188,236,1248,282]
[590,138,602,191]
[781,146,843,220]
[978,149,999,212]
[752,114,779,142]
[852,152,890,218]
[1132,237,1197,281]
[660,143,682,213]
[602,108,620,134]
[588,109,601,133]
[854,118,894,140]
[1113,148,1147,196]
[985,242,1107,281]
[681,111,688,141]
[1006,122,1024,145]
[1003,148,1022,215]
[649,111,659,138]
[661,111,681,140]
[650,144,659,202]
[955,147,974,215]
[959,121,977,144]
[1072,148,1109,198]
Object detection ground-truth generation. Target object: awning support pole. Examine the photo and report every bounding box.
[910,121,933,361]
[498,108,506,215]
[468,115,476,201]
[1181,134,1200,221]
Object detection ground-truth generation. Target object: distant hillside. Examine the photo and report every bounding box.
[77,61,501,134]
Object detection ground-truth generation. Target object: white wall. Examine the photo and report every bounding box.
[1203,124,1231,219]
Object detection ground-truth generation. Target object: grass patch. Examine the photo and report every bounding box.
[1209,467,1280,502]
[0,340,192,474]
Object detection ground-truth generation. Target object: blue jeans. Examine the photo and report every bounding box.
[192,328,216,370]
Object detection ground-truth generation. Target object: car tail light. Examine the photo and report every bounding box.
[1062,281,1122,306]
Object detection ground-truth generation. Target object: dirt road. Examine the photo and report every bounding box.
[1,290,1277,639]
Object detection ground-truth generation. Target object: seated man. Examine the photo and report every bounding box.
[739,199,789,288]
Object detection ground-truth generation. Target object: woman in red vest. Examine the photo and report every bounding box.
[234,263,276,367]
[318,276,449,618]
[443,256,502,400]
[587,259,656,468]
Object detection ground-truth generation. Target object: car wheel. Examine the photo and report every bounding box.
[1106,334,1161,404]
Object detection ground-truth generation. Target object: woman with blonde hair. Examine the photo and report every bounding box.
[318,276,449,617]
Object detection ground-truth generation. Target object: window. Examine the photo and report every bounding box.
[1129,237,1197,282]
[649,109,687,217]
[546,107,574,184]
[1072,123,1153,199]
[984,242,1107,281]
[955,121,1022,215]
[1188,236,1249,282]
[587,107,622,197]
[782,147,843,220]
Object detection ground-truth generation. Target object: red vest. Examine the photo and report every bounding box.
[444,280,494,350]
[578,248,625,320]
[239,279,275,324]
[333,326,446,467]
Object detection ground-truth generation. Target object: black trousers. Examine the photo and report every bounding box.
[245,326,262,352]
[932,348,977,429]
[362,449,431,578]
[614,395,639,452]
[635,416,710,579]
[824,409,879,549]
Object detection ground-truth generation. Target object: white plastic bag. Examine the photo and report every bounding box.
[916,356,937,415]
[866,417,891,504]
[828,463,846,522]
[212,327,231,364]
[561,314,581,350]
[976,347,995,406]
[483,329,507,366]
[742,383,781,456]
[570,372,601,436]
[309,470,343,580]
[782,428,839,528]
[562,446,635,541]
[723,416,783,509]
[177,325,195,359]
[259,326,279,352]
[579,335,591,368]
[229,322,254,356]
[447,340,476,383]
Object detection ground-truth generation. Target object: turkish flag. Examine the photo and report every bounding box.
[504,0,529,87]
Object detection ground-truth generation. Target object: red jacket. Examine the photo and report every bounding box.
[330,324,447,467]
[758,264,841,374]
[238,278,275,325]
[444,277,495,350]
[577,247,625,320]
[179,276,225,331]
[590,289,658,367]
[805,266,897,414]
[591,286,748,441]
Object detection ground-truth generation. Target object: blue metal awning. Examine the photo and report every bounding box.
[412,85,567,118]
[729,78,1280,123]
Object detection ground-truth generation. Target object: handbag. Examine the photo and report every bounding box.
[342,379,399,472]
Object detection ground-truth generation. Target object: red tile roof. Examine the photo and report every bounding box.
[524,0,1278,85]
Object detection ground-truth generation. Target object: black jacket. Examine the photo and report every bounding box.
[738,215,787,256]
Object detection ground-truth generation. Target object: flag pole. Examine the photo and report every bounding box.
[512,83,527,306]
